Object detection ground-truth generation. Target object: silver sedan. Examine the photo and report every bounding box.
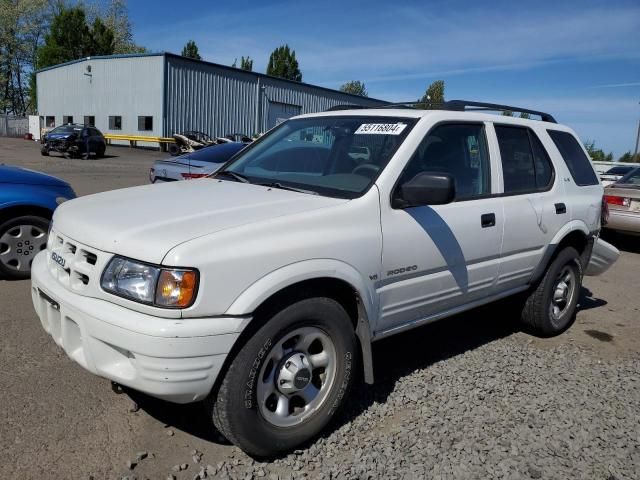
[604,166,640,235]
[150,142,248,183]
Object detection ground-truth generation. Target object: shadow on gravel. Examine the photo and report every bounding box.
[123,288,610,452]
[124,388,230,444]
[124,298,522,450]
[578,287,607,311]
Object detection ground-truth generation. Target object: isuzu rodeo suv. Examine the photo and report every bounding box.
[31,101,619,456]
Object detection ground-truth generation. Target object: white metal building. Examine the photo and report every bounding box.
[36,53,386,141]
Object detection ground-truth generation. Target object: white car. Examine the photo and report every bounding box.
[31,100,618,456]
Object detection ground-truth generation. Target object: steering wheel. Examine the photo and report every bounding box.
[352,163,380,179]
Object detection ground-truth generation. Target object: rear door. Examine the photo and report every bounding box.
[492,124,566,291]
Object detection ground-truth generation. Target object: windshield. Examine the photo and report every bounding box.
[220,116,417,198]
[616,167,640,186]
[605,166,633,175]
[50,125,83,135]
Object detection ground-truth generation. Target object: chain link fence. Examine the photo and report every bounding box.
[0,115,29,137]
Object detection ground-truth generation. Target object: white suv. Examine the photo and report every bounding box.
[31,101,618,456]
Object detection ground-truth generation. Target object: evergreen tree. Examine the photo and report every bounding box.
[340,80,368,97]
[181,40,201,60]
[266,45,302,81]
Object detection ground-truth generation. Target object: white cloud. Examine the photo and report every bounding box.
[589,82,640,89]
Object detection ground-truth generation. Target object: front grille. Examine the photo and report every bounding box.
[47,231,101,293]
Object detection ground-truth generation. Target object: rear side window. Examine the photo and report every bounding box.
[547,130,599,186]
[495,126,554,194]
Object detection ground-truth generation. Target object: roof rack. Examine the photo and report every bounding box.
[441,100,557,123]
[325,104,371,111]
[325,100,557,123]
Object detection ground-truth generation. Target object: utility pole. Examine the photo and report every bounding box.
[634,101,640,161]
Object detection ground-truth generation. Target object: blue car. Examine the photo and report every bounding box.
[41,124,107,159]
[0,165,76,279]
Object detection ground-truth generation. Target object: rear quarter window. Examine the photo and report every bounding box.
[547,130,599,186]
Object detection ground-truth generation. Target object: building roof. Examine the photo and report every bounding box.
[36,52,388,104]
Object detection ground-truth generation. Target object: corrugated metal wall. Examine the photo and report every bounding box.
[164,55,386,138]
[37,53,387,143]
[37,55,164,141]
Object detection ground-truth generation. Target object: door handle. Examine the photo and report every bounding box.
[555,203,567,214]
[481,213,496,228]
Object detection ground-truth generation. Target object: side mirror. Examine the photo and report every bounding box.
[394,172,455,208]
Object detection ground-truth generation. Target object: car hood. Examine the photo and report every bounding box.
[0,164,69,187]
[53,178,347,264]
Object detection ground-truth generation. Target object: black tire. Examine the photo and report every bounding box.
[0,215,50,280]
[40,148,49,156]
[520,246,582,336]
[95,145,106,158]
[209,297,358,457]
[168,144,181,156]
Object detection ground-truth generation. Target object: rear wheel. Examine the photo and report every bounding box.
[520,246,582,336]
[208,297,357,457]
[95,144,106,158]
[40,147,49,156]
[168,143,181,156]
[0,215,50,280]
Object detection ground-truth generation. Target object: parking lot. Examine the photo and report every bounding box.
[1,137,639,479]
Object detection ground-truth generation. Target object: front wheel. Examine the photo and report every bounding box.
[209,297,357,457]
[0,215,50,280]
[520,246,582,336]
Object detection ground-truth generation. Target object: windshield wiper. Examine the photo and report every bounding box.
[215,170,250,183]
[259,182,318,195]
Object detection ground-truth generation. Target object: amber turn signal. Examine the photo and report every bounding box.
[155,269,198,308]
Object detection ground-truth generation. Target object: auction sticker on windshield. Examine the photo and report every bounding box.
[355,123,408,135]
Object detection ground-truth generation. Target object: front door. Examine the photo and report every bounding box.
[377,122,504,334]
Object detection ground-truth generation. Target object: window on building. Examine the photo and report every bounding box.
[45,116,55,128]
[63,115,73,124]
[398,123,491,201]
[137,116,153,131]
[109,116,122,130]
[547,130,599,186]
[84,116,95,127]
[496,125,554,194]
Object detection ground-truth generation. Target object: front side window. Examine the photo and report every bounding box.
[496,125,554,194]
[222,116,417,198]
[397,123,491,201]
[547,130,599,186]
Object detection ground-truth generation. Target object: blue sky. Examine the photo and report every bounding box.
[127,0,640,157]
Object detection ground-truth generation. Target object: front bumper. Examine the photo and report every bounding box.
[605,210,640,235]
[31,251,247,403]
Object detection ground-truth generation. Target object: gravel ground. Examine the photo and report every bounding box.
[1,138,638,479]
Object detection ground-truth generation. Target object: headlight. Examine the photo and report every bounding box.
[101,256,198,308]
